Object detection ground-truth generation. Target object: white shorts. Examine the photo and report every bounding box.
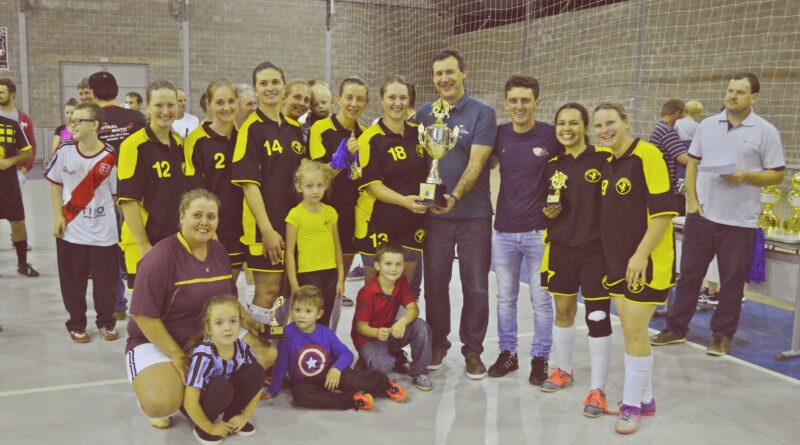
[125,329,252,383]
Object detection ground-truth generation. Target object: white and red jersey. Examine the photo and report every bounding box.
[44,142,118,246]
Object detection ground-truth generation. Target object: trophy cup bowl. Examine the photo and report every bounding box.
[259,296,287,340]
[758,185,782,231]
[418,121,458,207]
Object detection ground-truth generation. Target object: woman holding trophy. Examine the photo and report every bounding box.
[354,76,429,282]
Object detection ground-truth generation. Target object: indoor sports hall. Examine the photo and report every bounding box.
[1,1,799,444]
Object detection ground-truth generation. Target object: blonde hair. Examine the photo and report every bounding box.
[184,295,242,353]
[179,188,221,219]
[206,78,237,103]
[294,158,334,194]
[292,285,324,310]
[684,100,704,115]
[310,84,332,102]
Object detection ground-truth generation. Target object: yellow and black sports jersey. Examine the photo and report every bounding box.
[600,138,677,290]
[117,126,191,245]
[309,115,366,206]
[231,109,306,247]
[184,122,243,253]
[0,115,32,190]
[355,120,427,231]
[544,145,612,247]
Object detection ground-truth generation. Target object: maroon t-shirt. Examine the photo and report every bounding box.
[351,275,415,351]
[125,234,234,353]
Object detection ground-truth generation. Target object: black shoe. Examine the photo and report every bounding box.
[487,350,518,378]
[529,356,548,386]
[193,426,223,444]
[392,349,410,374]
[17,263,39,277]
[235,422,256,437]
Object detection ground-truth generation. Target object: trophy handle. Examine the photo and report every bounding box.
[449,126,459,149]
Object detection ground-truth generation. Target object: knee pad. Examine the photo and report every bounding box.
[584,299,612,338]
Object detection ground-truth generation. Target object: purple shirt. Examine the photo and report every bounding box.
[126,234,234,353]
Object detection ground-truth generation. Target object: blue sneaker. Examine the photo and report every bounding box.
[347,265,365,281]
[413,374,433,391]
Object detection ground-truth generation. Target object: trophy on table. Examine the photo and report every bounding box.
[418,98,459,207]
[758,185,782,230]
[783,172,800,234]
[547,170,568,207]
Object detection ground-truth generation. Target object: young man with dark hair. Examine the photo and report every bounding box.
[88,71,147,320]
[487,74,559,385]
[124,92,143,112]
[651,72,785,356]
[0,78,37,180]
[649,98,689,215]
[77,77,96,104]
[417,49,497,379]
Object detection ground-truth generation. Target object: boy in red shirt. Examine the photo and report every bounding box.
[352,242,433,391]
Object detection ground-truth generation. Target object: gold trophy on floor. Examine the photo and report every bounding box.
[758,185,782,231]
[418,98,458,207]
[783,172,800,234]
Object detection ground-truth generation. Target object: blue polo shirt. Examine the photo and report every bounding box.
[493,122,562,232]
[416,93,497,219]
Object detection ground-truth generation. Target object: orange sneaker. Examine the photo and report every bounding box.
[384,379,408,402]
[583,389,611,418]
[353,392,374,411]
[540,368,573,393]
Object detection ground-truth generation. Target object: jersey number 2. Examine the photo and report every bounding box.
[214,152,226,169]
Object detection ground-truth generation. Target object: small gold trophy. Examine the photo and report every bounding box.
[782,172,800,233]
[547,170,568,207]
[261,296,286,340]
[758,185,782,230]
[418,99,459,207]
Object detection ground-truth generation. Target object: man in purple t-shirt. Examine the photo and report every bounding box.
[488,75,560,386]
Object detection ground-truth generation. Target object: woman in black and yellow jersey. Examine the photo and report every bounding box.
[231,62,306,325]
[593,102,676,435]
[184,79,246,283]
[539,103,614,416]
[355,76,429,283]
[309,77,368,307]
[118,80,192,289]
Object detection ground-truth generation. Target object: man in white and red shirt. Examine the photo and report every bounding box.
[45,103,120,344]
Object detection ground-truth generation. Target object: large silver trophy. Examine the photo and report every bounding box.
[418,99,459,207]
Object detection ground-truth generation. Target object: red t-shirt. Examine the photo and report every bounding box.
[125,233,235,353]
[351,275,415,351]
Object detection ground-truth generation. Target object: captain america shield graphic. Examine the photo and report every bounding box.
[295,345,329,378]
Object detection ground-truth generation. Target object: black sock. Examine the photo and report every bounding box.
[13,240,27,266]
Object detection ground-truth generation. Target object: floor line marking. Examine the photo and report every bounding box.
[0,378,128,398]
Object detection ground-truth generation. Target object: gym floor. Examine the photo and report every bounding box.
[1,177,798,444]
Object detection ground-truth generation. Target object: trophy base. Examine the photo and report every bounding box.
[420,182,447,207]
[783,218,800,234]
[546,195,562,208]
[259,325,286,341]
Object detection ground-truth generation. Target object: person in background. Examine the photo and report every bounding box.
[77,77,96,104]
[0,78,37,182]
[50,98,79,155]
[125,92,144,113]
[235,83,257,130]
[173,88,200,138]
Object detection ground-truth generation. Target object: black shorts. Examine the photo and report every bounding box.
[354,219,425,256]
[332,202,357,255]
[603,276,671,305]
[0,189,25,222]
[541,240,608,301]
[221,239,246,269]
[246,250,285,273]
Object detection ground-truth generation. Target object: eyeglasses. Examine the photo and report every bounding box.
[69,118,96,126]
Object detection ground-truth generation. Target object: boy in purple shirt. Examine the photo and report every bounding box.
[266,285,407,410]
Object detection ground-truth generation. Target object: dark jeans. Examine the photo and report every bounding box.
[360,318,432,376]
[298,268,338,327]
[667,213,755,338]
[56,238,118,332]
[291,367,389,410]
[199,363,264,421]
[423,216,491,356]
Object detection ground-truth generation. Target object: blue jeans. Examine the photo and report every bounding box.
[424,217,491,357]
[359,318,432,377]
[492,230,553,358]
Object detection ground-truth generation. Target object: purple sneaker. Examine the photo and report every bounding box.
[615,404,641,434]
[641,398,656,416]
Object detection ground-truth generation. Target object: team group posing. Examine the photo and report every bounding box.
[24,47,783,441]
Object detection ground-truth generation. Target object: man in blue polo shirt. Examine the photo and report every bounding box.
[487,75,559,385]
[416,49,497,379]
[651,72,785,356]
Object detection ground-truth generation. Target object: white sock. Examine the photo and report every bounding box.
[641,353,654,404]
[588,335,611,391]
[552,324,576,373]
[622,353,652,408]
[247,302,273,325]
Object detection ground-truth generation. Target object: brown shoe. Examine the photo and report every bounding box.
[113,311,127,321]
[69,330,90,343]
[427,347,447,371]
[465,353,487,380]
[100,327,119,341]
[707,335,731,356]
[650,329,686,346]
